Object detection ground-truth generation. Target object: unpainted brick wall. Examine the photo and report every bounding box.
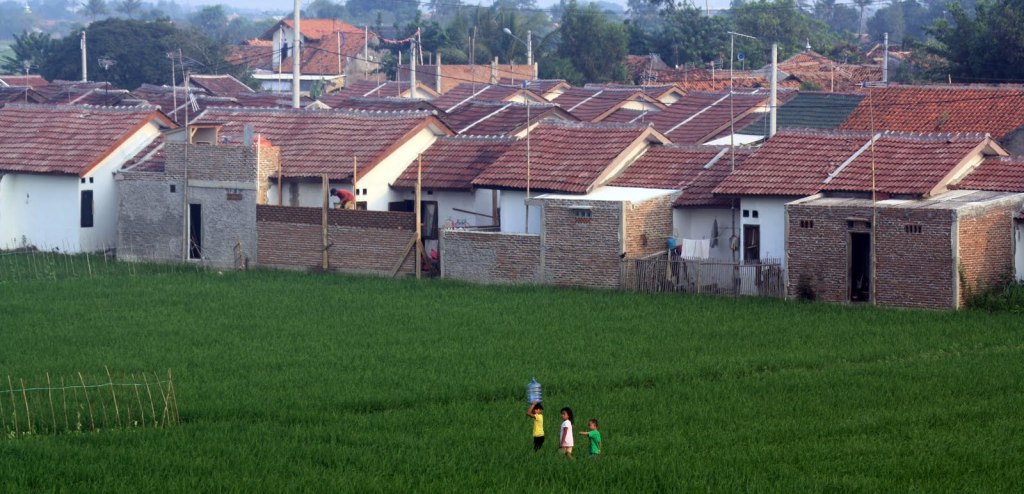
[787,203,957,309]
[541,199,623,288]
[624,194,676,258]
[440,230,541,284]
[256,205,417,274]
[957,203,1015,303]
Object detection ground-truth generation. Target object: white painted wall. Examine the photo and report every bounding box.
[673,207,737,261]
[0,174,79,251]
[1016,222,1024,281]
[500,190,541,234]
[739,196,791,266]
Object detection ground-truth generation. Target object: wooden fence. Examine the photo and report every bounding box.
[622,254,785,298]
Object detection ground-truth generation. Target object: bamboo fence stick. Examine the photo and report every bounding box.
[0,379,7,437]
[8,376,18,437]
[19,379,32,434]
[46,373,56,434]
[105,367,121,428]
[61,376,69,432]
[78,372,95,432]
[167,369,179,425]
[154,373,169,427]
[98,384,109,430]
[132,374,145,428]
[143,373,157,426]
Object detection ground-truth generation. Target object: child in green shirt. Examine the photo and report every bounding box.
[578,419,602,457]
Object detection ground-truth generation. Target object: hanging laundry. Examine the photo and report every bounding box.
[710,219,719,248]
[681,239,712,259]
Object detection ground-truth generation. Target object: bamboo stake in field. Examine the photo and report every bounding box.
[8,376,18,437]
[78,372,95,431]
[0,378,7,438]
[19,378,32,434]
[143,373,157,427]
[131,374,145,428]
[46,373,56,435]
[154,372,169,427]
[61,376,69,432]
[105,366,121,428]
[167,369,179,425]
[97,382,109,429]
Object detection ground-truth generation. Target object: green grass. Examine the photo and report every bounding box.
[0,265,1022,492]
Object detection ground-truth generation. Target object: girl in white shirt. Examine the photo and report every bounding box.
[559,407,575,459]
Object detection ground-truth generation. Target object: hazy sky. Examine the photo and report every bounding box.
[195,0,736,14]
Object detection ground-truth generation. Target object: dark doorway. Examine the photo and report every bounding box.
[743,225,760,262]
[80,190,94,228]
[849,232,871,302]
[188,204,202,260]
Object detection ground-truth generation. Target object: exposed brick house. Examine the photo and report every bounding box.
[0,105,175,253]
[471,120,671,234]
[783,132,1020,308]
[951,156,1024,282]
[189,107,453,210]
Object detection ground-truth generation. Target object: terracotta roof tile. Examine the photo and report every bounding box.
[317,94,441,112]
[274,19,364,40]
[0,104,172,175]
[400,64,536,94]
[822,133,990,195]
[440,100,575,135]
[472,121,663,194]
[128,85,241,124]
[840,86,1024,139]
[188,74,254,97]
[0,75,48,88]
[123,138,166,173]
[191,107,451,180]
[551,87,666,122]
[950,156,1024,192]
[233,92,314,107]
[715,130,873,196]
[338,80,439,99]
[392,135,514,190]
[610,145,750,207]
[498,78,569,98]
[432,83,545,112]
[0,86,44,105]
[36,81,116,102]
[647,92,768,144]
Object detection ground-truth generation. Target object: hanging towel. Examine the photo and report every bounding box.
[681,239,712,259]
[697,239,711,259]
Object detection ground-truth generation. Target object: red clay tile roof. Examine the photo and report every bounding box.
[265,18,365,41]
[235,20,370,76]
[599,108,652,124]
[551,87,666,122]
[647,92,768,144]
[0,104,173,175]
[441,101,576,136]
[653,68,799,92]
[233,92,313,107]
[714,130,873,196]
[432,83,546,112]
[191,107,452,180]
[36,81,116,102]
[951,156,1024,192]
[392,135,514,190]
[400,64,537,94]
[317,94,441,113]
[189,74,254,97]
[822,133,992,195]
[127,85,241,124]
[0,86,44,105]
[339,79,440,99]
[610,145,751,207]
[583,83,684,101]
[123,138,166,173]
[53,88,132,106]
[498,78,569,98]
[0,75,48,88]
[472,121,667,194]
[839,86,1024,139]
[226,44,273,70]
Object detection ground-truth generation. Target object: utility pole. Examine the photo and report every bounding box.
[882,32,889,83]
[526,30,533,68]
[291,0,301,108]
[769,42,778,138]
[410,41,418,99]
[80,30,87,82]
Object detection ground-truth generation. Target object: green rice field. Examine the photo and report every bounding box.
[0,263,1022,492]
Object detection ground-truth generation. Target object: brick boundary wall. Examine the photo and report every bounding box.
[541,199,624,289]
[957,202,1016,304]
[440,230,541,284]
[257,205,416,274]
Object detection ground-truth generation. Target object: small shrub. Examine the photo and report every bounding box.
[795,274,817,301]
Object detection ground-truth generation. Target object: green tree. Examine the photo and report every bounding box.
[652,6,730,68]
[117,0,142,19]
[852,0,871,38]
[308,0,348,19]
[39,18,237,89]
[188,5,228,42]
[929,0,1024,82]
[1,31,53,74]
[541,0,628,84]
[80,0,109,22]
[730,0,840,66]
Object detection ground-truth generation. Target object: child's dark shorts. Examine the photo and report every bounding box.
[533,436,545,450]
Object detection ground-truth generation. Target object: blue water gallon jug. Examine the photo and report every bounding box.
[667,237,677,251]
[527,377,542,403]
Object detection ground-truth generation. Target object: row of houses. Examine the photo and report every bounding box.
[1,76,1023,309]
